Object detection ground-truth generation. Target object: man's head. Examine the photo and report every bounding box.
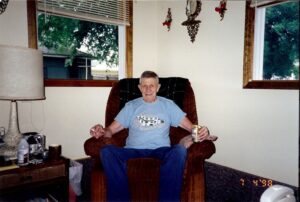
[138,71,161,103]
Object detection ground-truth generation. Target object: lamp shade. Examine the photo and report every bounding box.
[0,45,45,100]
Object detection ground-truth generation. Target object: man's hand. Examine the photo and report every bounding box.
[197,126,210,142]
[90,124,112,139]
[196,126,218,141]
[179,126,217,148]
[90,121,124,139]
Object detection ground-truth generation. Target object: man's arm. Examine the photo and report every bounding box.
[179,116,193,133]
[178,116,211,148]
[90,120,124,139]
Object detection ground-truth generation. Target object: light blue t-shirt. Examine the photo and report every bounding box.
[115,96,186,149]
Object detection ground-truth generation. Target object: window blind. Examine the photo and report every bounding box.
[250,0,290,8]
[37,0,130,26]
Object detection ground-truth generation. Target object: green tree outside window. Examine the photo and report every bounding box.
[263,1,299,80]
[38,13,118,68]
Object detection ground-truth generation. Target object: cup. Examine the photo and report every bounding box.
[192,125,202,142]
[48,144,61,161]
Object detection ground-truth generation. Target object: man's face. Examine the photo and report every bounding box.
[138,77,161,103]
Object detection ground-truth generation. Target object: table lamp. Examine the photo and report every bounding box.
[0,45,45,159]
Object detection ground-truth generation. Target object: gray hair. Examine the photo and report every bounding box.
[139,71,159,84]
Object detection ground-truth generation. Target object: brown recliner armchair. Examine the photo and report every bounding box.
[84,77,216,202]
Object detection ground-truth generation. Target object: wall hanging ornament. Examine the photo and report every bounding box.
[181,0,202,43]
[215,0,227,21]
[0,0,9,15]
[162,8,172,31]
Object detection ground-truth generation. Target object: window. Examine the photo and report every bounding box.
[243,0,299,89]
[38,13,121,81]
[27,0,132,87]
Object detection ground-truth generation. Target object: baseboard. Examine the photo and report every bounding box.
[204,161,299,202]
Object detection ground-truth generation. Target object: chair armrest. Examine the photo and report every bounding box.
[187,140,216,160]
[84,137,115,158]
[84,129,128,159]
[182,140,215,182]
[170,127,216,160]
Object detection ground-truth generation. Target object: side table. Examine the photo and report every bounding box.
[0,157,69,201]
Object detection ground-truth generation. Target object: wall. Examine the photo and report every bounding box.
[132,0,298,187]
[0,0,298,187]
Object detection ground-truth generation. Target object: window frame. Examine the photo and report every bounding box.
[243,0,299,90]
[27,0,133,87]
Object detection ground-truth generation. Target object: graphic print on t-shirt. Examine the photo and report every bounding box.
[135,114,165,130]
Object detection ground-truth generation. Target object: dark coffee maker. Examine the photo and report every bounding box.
[23,132,46,163]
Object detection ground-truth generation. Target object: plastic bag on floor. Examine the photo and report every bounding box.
[69,160,83,196]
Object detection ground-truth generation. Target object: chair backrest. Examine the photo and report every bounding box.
[105,77,198,146]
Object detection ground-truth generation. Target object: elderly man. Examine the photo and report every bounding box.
[90,71,211,202]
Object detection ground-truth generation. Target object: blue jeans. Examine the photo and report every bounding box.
[100,144,187,202]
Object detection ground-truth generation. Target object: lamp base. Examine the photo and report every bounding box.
[0,145,18,160]
[0,101,22,159]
